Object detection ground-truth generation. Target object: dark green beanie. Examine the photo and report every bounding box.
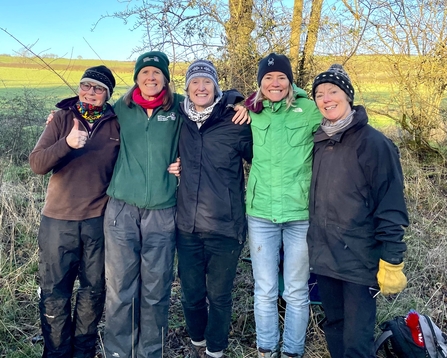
[133,51,170,82]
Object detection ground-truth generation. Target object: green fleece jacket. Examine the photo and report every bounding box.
[107,94,183,209]
[246,85,321,222]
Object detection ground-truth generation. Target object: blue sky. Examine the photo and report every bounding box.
[0,0,142,61]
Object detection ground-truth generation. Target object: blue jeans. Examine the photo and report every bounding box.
[248,215,310,355]
[177,230,243,353]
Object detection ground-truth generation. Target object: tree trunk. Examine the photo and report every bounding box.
[224,0,256,94]
[297,0,323,88]
[289,0,304,80]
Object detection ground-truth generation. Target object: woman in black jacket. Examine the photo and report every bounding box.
[307,64,409,358]
[175,59,253,358]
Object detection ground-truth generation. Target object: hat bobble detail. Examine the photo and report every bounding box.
[312,64,354,103]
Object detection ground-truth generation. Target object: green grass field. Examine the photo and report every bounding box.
[0,54,400,128]
[0,56,135,103]
[0,55,192,109]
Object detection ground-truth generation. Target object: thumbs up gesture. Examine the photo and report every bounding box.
[66,119,88,149]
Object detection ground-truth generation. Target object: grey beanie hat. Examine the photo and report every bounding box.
[312,64,354,102]
[185,59,222,96]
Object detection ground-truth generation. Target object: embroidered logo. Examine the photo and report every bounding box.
[143,56,159,63]
[268,58,275,66]
[293,108,303,112]
[157,113,176,121]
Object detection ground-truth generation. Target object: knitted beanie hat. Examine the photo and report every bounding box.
[312,64,354,102]
[257,53,293,86]
[133,51,170,82]
[80,65,116,100]
[185,59,221,95]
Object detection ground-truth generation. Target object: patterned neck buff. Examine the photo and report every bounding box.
[76,101,106,123]
[183,94,222,128]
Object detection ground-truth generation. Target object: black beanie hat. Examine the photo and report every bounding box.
[312,64,354,102]
[133,51,170,83]
[80,65,116,100]
[257,53,293,86]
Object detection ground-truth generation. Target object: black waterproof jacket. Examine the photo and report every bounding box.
[307,105,408,286]
[177,90,253,242]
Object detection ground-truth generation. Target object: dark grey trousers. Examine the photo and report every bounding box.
[38,215,105,358]
[104,198,176,358]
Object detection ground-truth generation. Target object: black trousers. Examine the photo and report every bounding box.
[177,230,243,353]
[316,274,376,358]
[38,215,105,358]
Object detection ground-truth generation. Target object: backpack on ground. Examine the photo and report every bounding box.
[375,310,447,358]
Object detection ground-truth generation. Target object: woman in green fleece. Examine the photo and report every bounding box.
[103,51,181,358]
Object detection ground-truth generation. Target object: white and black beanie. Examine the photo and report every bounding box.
[257,53,293,86]
[80,65,116,100]
[185,59,222,95]
[312,64,354,102]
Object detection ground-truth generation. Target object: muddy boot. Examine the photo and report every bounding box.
[258,349,279,358]
[188,343,206,358]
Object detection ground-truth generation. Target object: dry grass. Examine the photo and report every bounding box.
[1,142,447,357]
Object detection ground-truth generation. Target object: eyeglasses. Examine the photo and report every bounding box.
[80,82,106,94]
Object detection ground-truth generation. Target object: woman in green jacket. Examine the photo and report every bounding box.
[245,53,321,358]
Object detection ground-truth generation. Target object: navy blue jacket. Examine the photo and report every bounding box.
[176,90,253,241]
[307,105,408,286]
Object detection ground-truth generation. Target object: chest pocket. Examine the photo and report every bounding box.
[285,120,312,147]
[251,120,270,146]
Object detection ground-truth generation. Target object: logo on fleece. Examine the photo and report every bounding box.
[157,113,176,121]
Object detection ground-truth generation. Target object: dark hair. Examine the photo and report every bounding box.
[124,76,174,111]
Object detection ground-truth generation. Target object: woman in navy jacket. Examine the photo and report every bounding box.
[308,64,408,358]
[176,59,253,358]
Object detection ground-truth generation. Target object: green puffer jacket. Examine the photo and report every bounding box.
[246,85,321,223]
[107,93,183,209]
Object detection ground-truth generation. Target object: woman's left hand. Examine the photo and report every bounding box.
[167,157,181,177]
[232,104,251,125]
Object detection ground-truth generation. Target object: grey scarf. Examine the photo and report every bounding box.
[320,110,356,137]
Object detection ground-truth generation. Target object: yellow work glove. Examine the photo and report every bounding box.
[376,259,407,295]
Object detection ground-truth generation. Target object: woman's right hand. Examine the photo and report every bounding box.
[167,157,181,177]
[46,110,56,125]
[66,119,88,149]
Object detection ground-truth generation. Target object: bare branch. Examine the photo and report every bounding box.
[0,27,77,94]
